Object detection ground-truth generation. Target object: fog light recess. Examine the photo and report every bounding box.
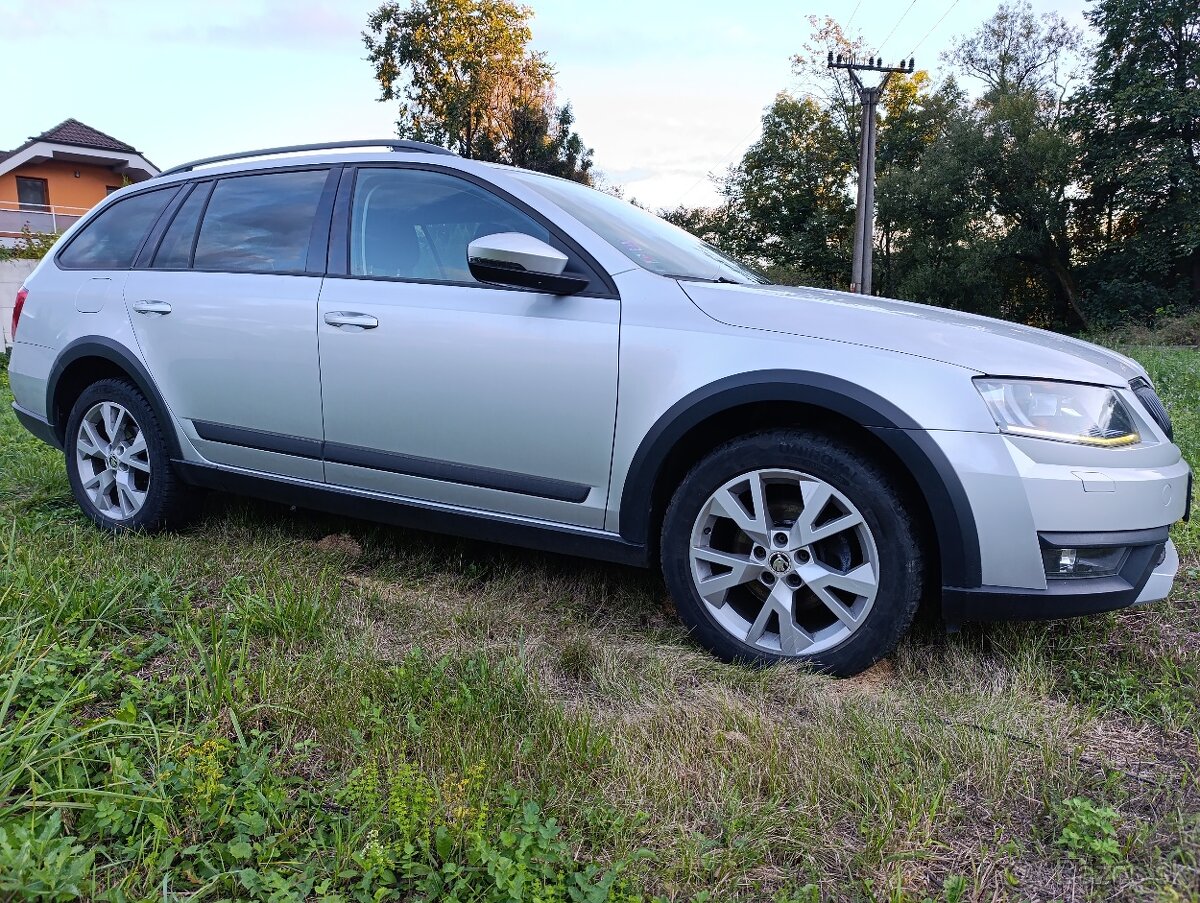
[1041,545,1129,578]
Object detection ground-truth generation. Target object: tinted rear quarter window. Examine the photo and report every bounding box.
[58,188,176,269]
[193,169,327,273]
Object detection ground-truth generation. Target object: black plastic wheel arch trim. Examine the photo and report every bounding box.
[45,337,183,458]
[617,369,983,589]
[174,460,645,566]
[191,419,591,503]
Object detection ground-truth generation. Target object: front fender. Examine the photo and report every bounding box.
[617,370,983,589]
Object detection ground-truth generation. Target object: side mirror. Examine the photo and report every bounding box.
[467,232,590,295]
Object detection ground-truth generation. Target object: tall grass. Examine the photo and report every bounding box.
[0,351,1197,901]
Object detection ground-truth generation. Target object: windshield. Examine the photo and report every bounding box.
[510,171,768,285]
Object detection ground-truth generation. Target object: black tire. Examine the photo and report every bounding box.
[64,378,201,533]
[661,430,924,676]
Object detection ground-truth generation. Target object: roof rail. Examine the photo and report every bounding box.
[159,139,457,177]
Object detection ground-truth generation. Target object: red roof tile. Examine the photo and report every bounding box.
[33,118,139,153]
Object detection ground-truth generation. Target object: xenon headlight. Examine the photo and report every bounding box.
[973,378,1141,447]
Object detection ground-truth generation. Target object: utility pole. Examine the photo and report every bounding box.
[828,52,915,295]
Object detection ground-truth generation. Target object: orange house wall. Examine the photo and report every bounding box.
[0,160,129,212]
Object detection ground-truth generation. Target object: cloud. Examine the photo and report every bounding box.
[152,0,363,48]
[5,0,121,39]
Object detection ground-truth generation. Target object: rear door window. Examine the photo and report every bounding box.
[152,183,211,269]
[193,169,327,273]
[58,188,177,270]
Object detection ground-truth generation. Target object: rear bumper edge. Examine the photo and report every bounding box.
[12,401,61,450]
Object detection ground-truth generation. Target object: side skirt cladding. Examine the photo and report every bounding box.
[617,370,984,590]
[176,461,647,566]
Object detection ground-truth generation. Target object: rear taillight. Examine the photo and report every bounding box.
[11,287,27,339]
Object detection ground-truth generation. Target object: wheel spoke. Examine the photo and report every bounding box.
[101,403,125,443]
[115,472,147,518]
[801,561,878,628]
[82,468,111,493]
[690,547,760,604]
[121,432,150,472]
[709,475,770,544]
[789,481,864,545]
[745,581,812,655]
[79,420,106,458]
[84,468,116,508]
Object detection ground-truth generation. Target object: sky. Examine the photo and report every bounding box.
[3,0,1089,210]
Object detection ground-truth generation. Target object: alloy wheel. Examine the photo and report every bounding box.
[688,468,880,656]
[75,401,151,520]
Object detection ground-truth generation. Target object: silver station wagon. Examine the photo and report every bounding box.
[7,139,1191,676]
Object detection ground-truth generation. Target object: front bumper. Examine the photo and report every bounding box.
[943,530,1177,624]
[928,426,1189,624]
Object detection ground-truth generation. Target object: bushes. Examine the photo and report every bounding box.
[0,227,57,262]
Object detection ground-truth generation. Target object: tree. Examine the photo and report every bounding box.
[873,73,974,303]
[948,1,1080,98]
[719,93,855,285]
[364,0,593,181]
[940,2,1089,328]
[1074,0,1200,317]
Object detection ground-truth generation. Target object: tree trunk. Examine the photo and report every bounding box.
[1191,246,1200,306]
[1045,245,1089,331]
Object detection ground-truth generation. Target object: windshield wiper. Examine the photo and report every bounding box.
[665,273,746,285]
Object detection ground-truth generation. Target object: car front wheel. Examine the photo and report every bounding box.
[661,430,924,676]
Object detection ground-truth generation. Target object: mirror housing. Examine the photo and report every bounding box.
[467,232,589,295]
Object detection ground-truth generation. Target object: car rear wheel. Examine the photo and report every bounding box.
[661,430,924,676]
[65,378,200,532]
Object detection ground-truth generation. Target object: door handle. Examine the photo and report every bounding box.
[324,311,378,330]
[132,300,172,315]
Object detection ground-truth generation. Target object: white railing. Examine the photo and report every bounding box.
[0,201,92,237]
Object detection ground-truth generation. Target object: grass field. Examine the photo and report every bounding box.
[0,349,1197,902]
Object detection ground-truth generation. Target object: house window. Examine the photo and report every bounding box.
[16,177,49,212]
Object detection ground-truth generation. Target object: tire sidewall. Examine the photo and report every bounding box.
[661,431,923,675]
[65,379,174,532]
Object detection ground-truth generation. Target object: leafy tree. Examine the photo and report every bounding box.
[364,0,593,181]
[719,92,855,285]
[949,1,1081,98]
[1074,0,1200,318]
[874,73,976,304]
[502,101,593,182]
[938,1,1088,328]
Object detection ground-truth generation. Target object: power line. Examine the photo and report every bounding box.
[846,0,865,30]
[906,0,962,57]
[877,0,921,55]
[672,121,761,207]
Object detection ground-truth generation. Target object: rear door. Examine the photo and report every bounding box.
[123,167,336,480]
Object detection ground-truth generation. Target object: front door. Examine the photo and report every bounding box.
[317,166,619,528]
[124,168,332,480]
